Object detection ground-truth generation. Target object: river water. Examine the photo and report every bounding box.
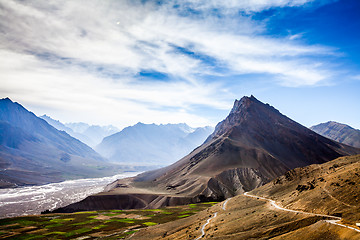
[0,172,140,219]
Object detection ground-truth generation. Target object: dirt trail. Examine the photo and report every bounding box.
[195,198,232,239]
[244,192,360,233]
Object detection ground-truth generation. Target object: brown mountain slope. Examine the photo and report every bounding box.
[129,154,360,240]
[251,154,360,223]
[53,96,360,213]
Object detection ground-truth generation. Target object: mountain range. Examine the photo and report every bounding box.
[0,98,123,188]
[53,96,360,213]
[39,115,118,148]
[311,121,360,148]
[41,115,213,167]
[96,123,213,166]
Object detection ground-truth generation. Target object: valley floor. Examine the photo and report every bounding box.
[1,191,359,239]
[0,202,217,239]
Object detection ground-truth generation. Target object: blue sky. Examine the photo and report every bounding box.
[0,0,359,129]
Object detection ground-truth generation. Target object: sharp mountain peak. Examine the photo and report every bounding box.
[229,95,257,113]
[1,97,12,102]
[206,95,283,143]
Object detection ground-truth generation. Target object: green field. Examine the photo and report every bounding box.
[0,202,218,239]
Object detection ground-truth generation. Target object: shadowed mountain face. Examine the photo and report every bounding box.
[310,121,360,148]
[0,98,122,188]
[96,123,213,166]
[54,96,360,213]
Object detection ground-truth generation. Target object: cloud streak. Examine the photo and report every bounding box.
[171,0,315,13]
[0,0,345,127]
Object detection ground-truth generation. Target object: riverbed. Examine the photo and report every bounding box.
[0,172,140,218]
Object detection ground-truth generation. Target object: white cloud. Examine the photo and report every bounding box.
[288,33,304,40]
[0,49,227,128]
[353,75,360,81]
[0,0,341,127]
[0,0,335,83]
[171,0,315,13]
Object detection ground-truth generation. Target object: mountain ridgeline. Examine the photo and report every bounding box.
[96,123,213,166]
[0,98,122,188]
[40,115,213,167]
[39,115,119,148]
[310,121,360,148]
[53,96,360,213]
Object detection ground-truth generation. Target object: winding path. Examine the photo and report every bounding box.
[195,198,232,239]
[195,212,218,240]
[243,192,360,233]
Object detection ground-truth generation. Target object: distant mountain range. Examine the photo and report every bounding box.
[39,115,118,147]
[53,96,360,212]
[41,115,213,167]
[310,121,360,148]
[0,98,123,188]
[96,123,213,166]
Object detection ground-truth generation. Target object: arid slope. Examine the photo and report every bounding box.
[129,154,360,240]
[252,154,360,223]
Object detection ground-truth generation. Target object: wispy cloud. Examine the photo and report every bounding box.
[0,48,228,126]
[0,0,344,127]
[170,0,315,13]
